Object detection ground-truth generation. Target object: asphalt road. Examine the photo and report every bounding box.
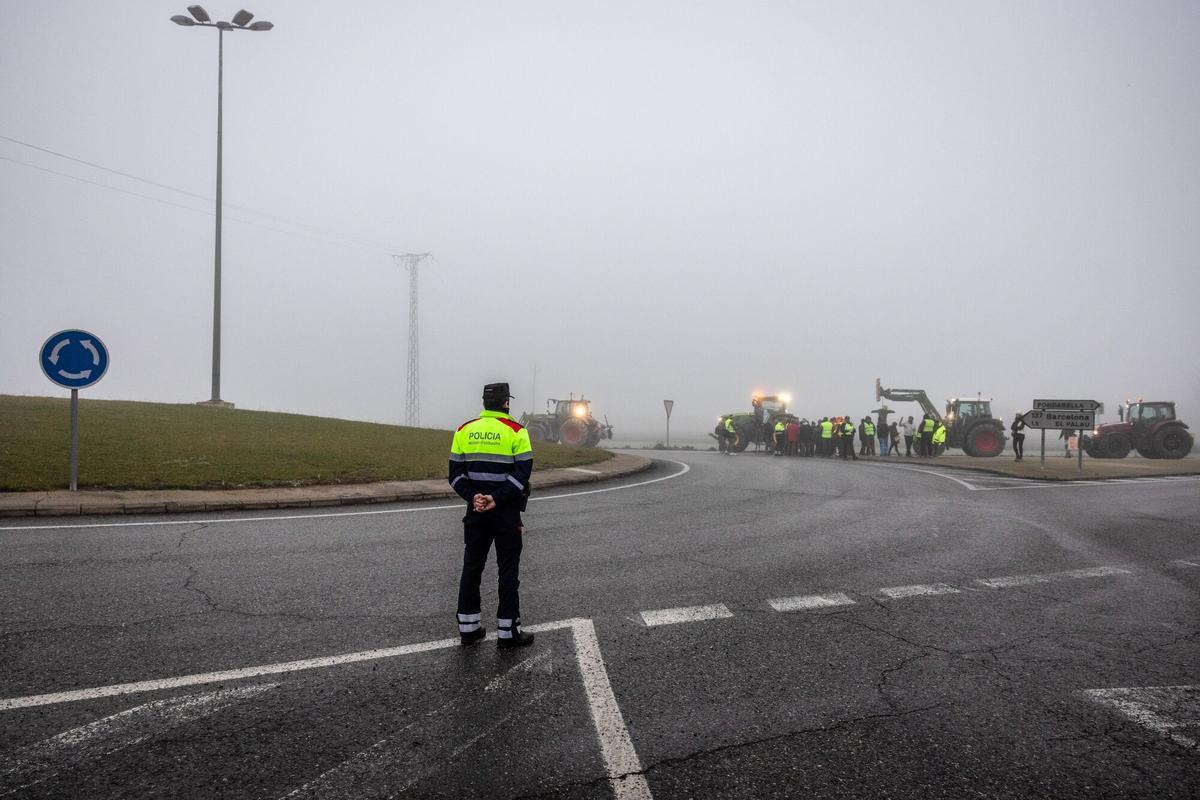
[2,452,1199,798]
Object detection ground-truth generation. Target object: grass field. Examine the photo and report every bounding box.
[0,395,611,491]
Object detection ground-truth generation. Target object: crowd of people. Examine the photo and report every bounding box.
[721,413,951,459]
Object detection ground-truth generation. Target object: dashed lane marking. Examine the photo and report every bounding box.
[0,619,651,800]
[0,460,691,532]
[976,565,1131,589]
[1083,685,1200,751]
[1169,560,1200,569]
[640,604,733,627]
[768,593,856,612]
[878,583,961,599]
[1,684,275,796]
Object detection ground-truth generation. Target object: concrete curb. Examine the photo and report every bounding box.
[0,453,653,518]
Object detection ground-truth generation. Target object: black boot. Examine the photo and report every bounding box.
[498,630,535,649]
[460,627,486,646]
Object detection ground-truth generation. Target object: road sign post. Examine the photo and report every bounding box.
[663,400,674,448]
[1026,401,1099,473]
[39,330,110,491]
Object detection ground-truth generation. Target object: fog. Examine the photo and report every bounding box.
[3,1,1199,442]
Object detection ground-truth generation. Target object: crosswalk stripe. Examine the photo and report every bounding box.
[768,593,855,612]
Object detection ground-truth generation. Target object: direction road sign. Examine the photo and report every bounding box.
[40,330,109,389]
[1033,399,1102,411]
[1023,409,1095,430]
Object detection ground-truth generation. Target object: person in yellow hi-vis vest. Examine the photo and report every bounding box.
[773,419,786,456]
[932,421,947,456]
[449,382,535,649]
[819,417,834,457]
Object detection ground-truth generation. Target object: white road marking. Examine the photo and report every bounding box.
[640,603,733,627]
[0,619,651,800]
[1083,685,1200,751]
[768,593,856,612]
[282,654,552,799]
[1169,560,1200,568]
[0,460,691,532]
[857,461,1200,492]
[1,684,274,796]
[567,467,603,474]
[570,618,653,800]
[879,583,961,599]
[977,565,1131,589]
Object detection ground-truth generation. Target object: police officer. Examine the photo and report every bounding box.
[919,414,936,457]
[840,415,858,460]
[449,382,535,649]
[773,419,786,456]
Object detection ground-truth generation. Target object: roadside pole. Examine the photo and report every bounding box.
[663,400,674,448]
[1041,429,1045,468]
[69,389,79,491]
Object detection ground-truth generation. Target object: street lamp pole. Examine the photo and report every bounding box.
[171,6,273,407]
[212,23,224,405]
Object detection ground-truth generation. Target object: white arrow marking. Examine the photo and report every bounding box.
[57,369,91,380]
[80,339,100,366]
[48,339,69,365]
[1,684,276,796]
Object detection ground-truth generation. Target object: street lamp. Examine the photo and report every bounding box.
[172,6,273,408]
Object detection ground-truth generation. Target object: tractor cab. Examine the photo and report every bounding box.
[944,399,994,425]
[553,398,592,422]
[1125,402,1176,424]
[752,394,788,425]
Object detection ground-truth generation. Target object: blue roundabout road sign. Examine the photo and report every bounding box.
[39,329,110,390]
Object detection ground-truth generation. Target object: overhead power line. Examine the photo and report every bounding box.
[0,133,410,254]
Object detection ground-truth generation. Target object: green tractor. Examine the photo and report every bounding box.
[714,393,794,453]
[875,379,1007,457]
[519,395,614,448]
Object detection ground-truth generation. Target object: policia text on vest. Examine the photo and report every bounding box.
[448,382,536,649]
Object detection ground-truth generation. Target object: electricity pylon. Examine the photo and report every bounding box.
[394,253,433,427]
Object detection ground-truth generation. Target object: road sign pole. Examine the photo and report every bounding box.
[1079,427,1084,472]
[1040,429,1045,469]
[69,389,79,492]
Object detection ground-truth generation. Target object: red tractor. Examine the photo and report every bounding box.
[1083,401,1193,459]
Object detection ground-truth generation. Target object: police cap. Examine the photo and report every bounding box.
[482,382,515,404]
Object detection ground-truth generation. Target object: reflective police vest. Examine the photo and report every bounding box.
[932,425,947,445]
[864,422,876,437]
[922,417,935,434]
[448,410,534,511]
[725,418,736,434]
[842,422,854,437]
[820,420,833,439]
[774,421,786,435]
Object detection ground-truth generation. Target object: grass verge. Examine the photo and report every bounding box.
[0,395,612,491]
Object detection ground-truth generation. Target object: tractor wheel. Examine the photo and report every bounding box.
[583,425,602,447]
[1098,435,1131,459]
[528,422,551,444]
[1135,447,1159,459]
[558,417,589,447]
[965,423,1005,457]
[1152,426,1194,459]
[731,428,751,453]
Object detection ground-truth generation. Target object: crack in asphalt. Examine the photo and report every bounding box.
[508,702,942,800]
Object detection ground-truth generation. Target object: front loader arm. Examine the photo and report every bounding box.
[875,379,942,421]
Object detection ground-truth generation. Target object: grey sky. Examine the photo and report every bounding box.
[3,1,1198,441]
